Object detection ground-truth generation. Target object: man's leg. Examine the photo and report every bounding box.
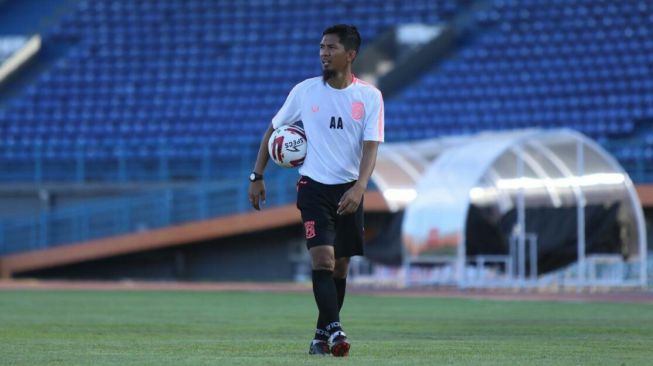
[310,245,341,332]
[309,245,339,355]
[309,245,349,357]
[333,257,350,310]
[314,257,349,342]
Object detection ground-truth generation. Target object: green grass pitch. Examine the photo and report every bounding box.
[1,289,651,365]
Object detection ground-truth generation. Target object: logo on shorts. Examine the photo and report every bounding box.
[351,101,364,121]
[304,220,316,239]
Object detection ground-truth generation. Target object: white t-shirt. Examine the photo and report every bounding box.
[272,76,385,184]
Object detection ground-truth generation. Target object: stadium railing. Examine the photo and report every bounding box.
[0,168,299,255]
[2,138,652,183]
[0,142,259,183]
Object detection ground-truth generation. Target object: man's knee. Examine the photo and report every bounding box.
[310,246,335,271]
[333,257,350,279]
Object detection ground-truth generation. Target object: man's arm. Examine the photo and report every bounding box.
[337,140,380,215]
[248,124,275,210]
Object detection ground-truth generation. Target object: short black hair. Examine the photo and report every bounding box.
[322,24,361,54]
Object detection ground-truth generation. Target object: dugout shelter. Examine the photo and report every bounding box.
[370,129,647,288]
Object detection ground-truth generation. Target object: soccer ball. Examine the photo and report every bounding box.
[268,124,307,168]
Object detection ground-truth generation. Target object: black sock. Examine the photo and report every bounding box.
[335,277,347,311]
[314,276,347,341]
[314,314,330,342]
[312,270,342,339]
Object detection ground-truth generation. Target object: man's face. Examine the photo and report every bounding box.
[320,34,355,80]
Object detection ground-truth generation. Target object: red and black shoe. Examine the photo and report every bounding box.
[308,340,330,356]
[328,331,350,357]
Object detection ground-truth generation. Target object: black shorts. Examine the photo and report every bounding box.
[296,175,364,258]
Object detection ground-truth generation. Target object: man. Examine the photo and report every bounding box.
[248,24,384,357]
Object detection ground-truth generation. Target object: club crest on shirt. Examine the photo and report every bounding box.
[351,101,364,121]
[304,220,316,239]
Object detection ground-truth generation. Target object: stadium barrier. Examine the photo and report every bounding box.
[0,169,297,255]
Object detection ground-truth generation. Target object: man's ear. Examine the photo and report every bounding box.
[347,49,357,63]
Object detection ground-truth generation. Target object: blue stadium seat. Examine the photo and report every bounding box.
[1,0,651,181]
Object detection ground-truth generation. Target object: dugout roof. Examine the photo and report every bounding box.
[371,129,647,270]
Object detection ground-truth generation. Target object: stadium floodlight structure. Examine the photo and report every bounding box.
[371,129,647,289]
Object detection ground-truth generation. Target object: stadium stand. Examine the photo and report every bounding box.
[384,0,653,180]
[2,0,651,182]
[0,0,651,284]
[0,0,465,182]
[0,0,467,255]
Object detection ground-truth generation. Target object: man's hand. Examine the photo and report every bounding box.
[248,180,266,210]
[337,183,365,215]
